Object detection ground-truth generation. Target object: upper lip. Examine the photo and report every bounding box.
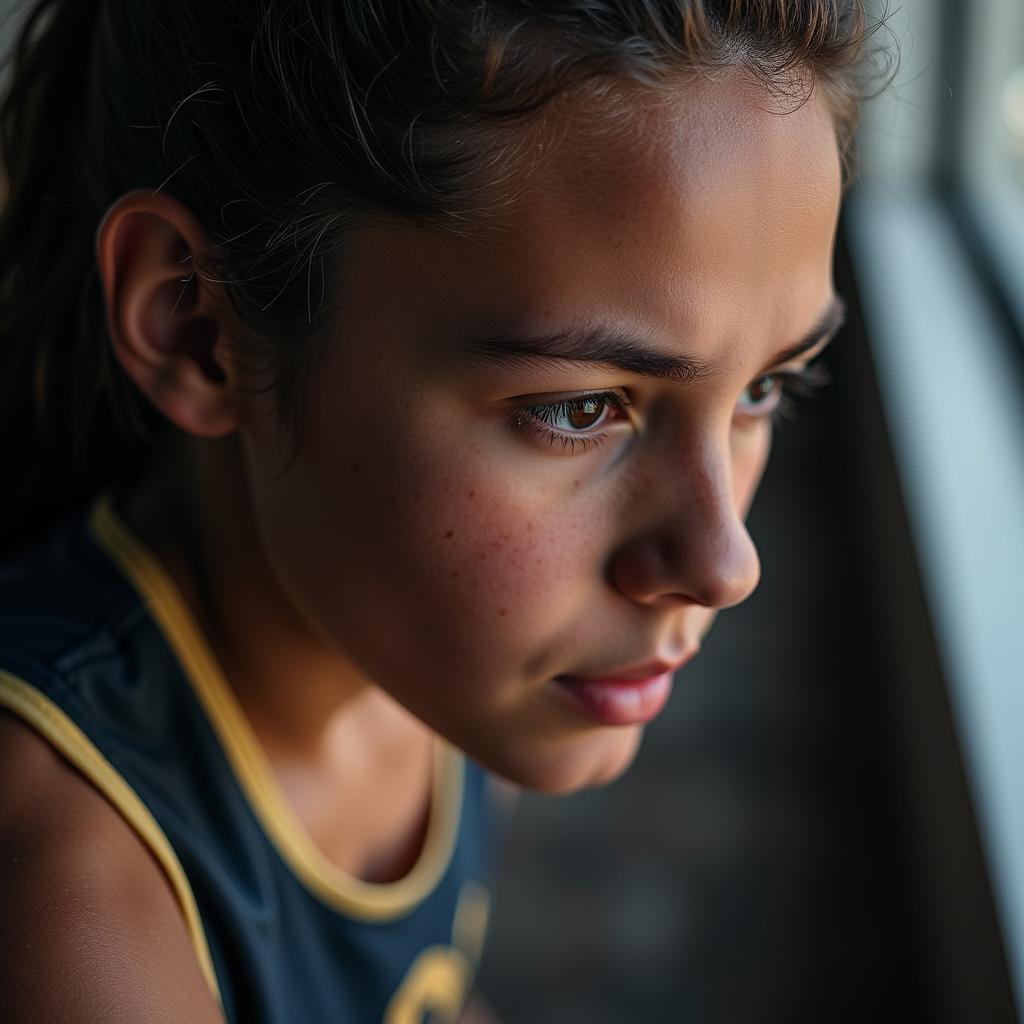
[559,650,698,683]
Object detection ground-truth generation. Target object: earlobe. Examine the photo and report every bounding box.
[96,190,238,438]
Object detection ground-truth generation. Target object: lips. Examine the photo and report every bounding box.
[582,659,684,682]
[572,647,699,684]
[550,651,696,727]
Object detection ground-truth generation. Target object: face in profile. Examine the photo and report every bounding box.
[235,69,844,794]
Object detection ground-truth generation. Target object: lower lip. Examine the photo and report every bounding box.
[550,672,673,726]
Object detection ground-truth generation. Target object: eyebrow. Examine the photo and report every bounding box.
[458,296,847,383]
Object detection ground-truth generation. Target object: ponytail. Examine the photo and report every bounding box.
[0,0,147,553]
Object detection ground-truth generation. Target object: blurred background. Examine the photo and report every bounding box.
[478,2,1024,1021]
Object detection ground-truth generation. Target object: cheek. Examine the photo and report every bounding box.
[319,401,607,636]
[248,385,604,682]
[389,463,597,654]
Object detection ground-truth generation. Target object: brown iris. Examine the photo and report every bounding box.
[746,376,779,405]
[567,397,606,429]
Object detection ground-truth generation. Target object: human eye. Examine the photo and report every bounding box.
[735,362,831,425]
[508,389,634,454]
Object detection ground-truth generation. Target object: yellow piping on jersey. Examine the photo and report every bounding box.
[452,880,491,966]
[90,494,465,922]
[0,670,223,1009]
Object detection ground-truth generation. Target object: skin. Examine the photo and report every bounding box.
[0,68,842,1022]
[0,712,224,1023]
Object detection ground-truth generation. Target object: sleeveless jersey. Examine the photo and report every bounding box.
[0,496,497,1023]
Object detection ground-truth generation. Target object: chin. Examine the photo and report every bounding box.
[492,727,645,795]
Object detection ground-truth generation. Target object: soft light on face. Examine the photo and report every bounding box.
[237,70,844,793]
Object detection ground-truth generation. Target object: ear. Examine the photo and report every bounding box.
[96,190,239,438]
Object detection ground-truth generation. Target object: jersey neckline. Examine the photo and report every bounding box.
[89,493,465,922]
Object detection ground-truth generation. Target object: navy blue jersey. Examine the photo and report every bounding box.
[0,496,497,1023]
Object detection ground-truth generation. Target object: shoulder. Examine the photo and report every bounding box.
[0,710,224,1023]
[0,506,229,1019]
[0,503,174,767]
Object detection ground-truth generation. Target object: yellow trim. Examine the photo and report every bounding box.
[89,494,465,922]
[451,880,491,966]
[0,671,222,1007]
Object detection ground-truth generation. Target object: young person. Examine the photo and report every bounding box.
[0,2,873,1020]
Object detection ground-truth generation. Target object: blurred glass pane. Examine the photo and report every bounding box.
[1002,65,1024,163]
[960,0,1024,189]
[957,0,1024,344]
[857,0,944,188]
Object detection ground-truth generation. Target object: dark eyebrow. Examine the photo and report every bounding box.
[458,324,708,383]
[458,296,847,384]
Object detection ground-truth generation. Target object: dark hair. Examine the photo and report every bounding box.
[0,0,883,545]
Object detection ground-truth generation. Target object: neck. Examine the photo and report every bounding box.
[120,434,382,757]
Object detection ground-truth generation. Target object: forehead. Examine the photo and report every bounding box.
[533,69,841,228]
[501,71,840,325]
[341,70,842,360]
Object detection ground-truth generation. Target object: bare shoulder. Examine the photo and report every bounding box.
[0,711,224,1023]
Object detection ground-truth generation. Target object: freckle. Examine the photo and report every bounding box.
[449,570,459,579]
[444,530,454,539]
[478,552,487,561]
[573,479,580,488]
[526,522,534,532]
[498,609,507,617]
[350,463,361,475]
[468,490,476,499]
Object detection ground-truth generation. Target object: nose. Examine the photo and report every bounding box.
[607,442,762,610]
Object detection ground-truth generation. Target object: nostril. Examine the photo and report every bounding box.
[608,520,761,610]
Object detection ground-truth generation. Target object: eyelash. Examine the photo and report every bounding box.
[509,361,832,454]
[509,390,632,453]
[759,362,832,425]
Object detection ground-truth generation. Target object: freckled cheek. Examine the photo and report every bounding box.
[400,478,597,643]
[421,500,573,611]
[296,400,601,656]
